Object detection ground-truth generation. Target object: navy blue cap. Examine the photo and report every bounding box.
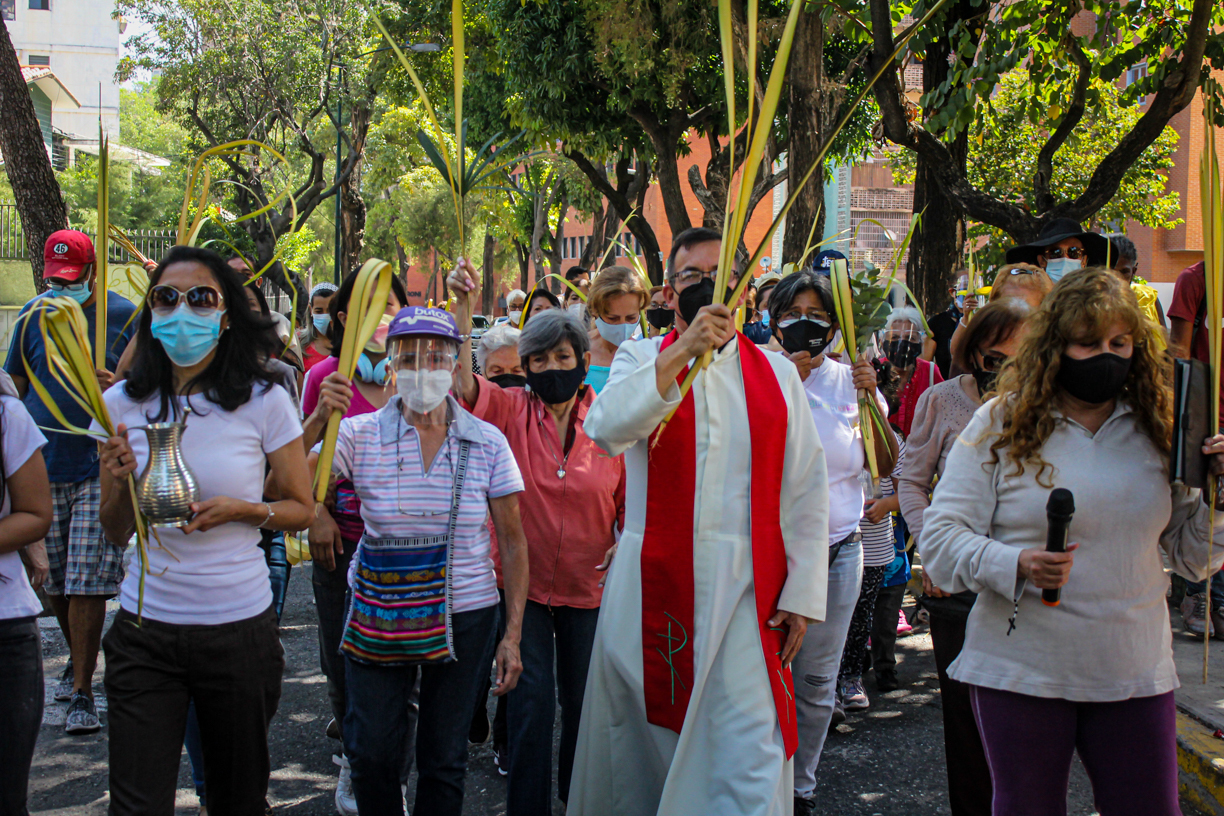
[813,249,847,273]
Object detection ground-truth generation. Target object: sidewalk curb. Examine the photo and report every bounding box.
[1177,710,1224,815]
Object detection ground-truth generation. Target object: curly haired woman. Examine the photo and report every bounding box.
[922,268,1224,815]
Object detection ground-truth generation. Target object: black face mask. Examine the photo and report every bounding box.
[971,367,998,397]
[778,318,832,356]
[646,306,674,330]
[1056,352,1132,404]
[526,363,587,405]
[884,339,922,369]
[489,373,527,389]
[675,278,733,326]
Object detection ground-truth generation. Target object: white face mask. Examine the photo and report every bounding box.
[508,310,523,325]
[1045,257,1082,283]
[595,316,636,347]
[397,367,453,413]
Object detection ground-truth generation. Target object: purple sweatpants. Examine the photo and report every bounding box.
[969,685,1181,816]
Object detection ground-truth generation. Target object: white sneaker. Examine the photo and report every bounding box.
[333,754,358,816]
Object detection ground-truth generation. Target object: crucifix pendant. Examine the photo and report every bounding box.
[557,468,566,479]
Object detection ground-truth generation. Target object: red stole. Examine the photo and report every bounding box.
[640,331,798,758]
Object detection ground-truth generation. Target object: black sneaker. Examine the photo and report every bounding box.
[493,742,509,777]
[876,669,900,692]
[794,795,816,816]
[830,688,846,729]
[65,692,101,734]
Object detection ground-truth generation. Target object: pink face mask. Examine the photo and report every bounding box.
[365,314,393,353]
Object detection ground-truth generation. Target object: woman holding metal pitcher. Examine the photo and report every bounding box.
[308,304,529,816]
[95,245,315,816]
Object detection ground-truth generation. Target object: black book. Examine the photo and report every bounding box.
[1172,357,1212,489]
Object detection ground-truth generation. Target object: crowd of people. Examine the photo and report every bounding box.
[0,216,1222,816]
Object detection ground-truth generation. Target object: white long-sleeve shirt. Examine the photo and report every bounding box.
[922,398,1224,701]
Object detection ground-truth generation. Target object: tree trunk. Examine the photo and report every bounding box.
[782,7,826,266]
[481,232,496,317]
[651,138,692,237]
[904,0,976,315]
[339,102,370,278]
[0,20,68,288]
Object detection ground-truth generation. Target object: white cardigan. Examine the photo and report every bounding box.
[922,398,1224,701]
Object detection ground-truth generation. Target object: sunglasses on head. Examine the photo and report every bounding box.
[148,285,225,316]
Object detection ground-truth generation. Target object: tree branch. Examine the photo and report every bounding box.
[1034,37,1091,213]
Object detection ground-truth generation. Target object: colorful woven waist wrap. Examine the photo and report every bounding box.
[340,437,470,666]
[341,534,455,665]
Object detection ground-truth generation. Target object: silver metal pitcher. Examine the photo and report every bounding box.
[130,422,200,528]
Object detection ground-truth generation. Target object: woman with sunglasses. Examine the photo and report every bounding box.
[945,265,1051,378]
[766,269,897,814]
[896,297,1032,816]
[299,268,408,814]
[96,246,314,816]
[311,306,528,816]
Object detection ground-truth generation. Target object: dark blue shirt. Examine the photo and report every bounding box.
[743,320,772,345]
[4,292,137,483]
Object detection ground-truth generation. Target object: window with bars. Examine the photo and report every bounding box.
[28,54,50,66]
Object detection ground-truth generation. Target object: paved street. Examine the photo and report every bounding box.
[25,566,1206,816]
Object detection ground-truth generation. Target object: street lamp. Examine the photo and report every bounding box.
[332,42,440,283]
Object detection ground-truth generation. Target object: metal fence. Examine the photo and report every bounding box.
[0,204,176,263]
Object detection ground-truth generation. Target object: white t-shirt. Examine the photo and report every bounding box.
[0,396,47,620]
[803,358,887,544]
[97,382,303,625]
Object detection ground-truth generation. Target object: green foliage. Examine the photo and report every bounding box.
[57,154,183,232]
[965,71,1182,261]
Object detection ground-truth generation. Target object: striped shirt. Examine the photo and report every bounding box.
[325,395,524,614]
[861,438,906,568]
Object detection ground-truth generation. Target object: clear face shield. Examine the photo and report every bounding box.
[389,337,460,419]
[877,321,926,369]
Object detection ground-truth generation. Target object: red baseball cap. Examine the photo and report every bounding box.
[43,230,95,282]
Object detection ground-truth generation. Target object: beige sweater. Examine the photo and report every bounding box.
[896,375,979,546]
[922,398,1224,701]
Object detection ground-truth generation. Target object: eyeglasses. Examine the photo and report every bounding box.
[777,316,831,329]
[667,268,738,288]
[392,350,459,371]
[148,285,224,316]
[1043,246,1087,260]
[979,352,1008,372]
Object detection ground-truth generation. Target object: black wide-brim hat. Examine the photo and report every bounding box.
[1004,217,1111,267]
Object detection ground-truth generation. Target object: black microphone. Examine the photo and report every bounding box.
[1042,488,1075,607]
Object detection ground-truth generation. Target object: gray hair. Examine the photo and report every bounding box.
[884,305,925,332]
[477,323,521,372]
[506,288,526,308]
[517,309,590,361]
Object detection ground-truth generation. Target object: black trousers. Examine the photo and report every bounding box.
[103,606,283,816]
[870,584,906,675]
[929,609,992,816]
[0,617,42,816]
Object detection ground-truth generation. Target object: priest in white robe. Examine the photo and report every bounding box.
[568,229,830,816]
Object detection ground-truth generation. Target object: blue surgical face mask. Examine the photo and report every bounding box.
[1045,257,1082,283]
[595,317,637,347]
[760,309,770,328]
[312,314,331,334]
[48,280,91,306]
[150,305,226,367]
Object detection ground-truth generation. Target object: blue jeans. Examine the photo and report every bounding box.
[793,539,864,798]
[507,600,600,815]
[344,605,497,816]
[1187,568,1224,606]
